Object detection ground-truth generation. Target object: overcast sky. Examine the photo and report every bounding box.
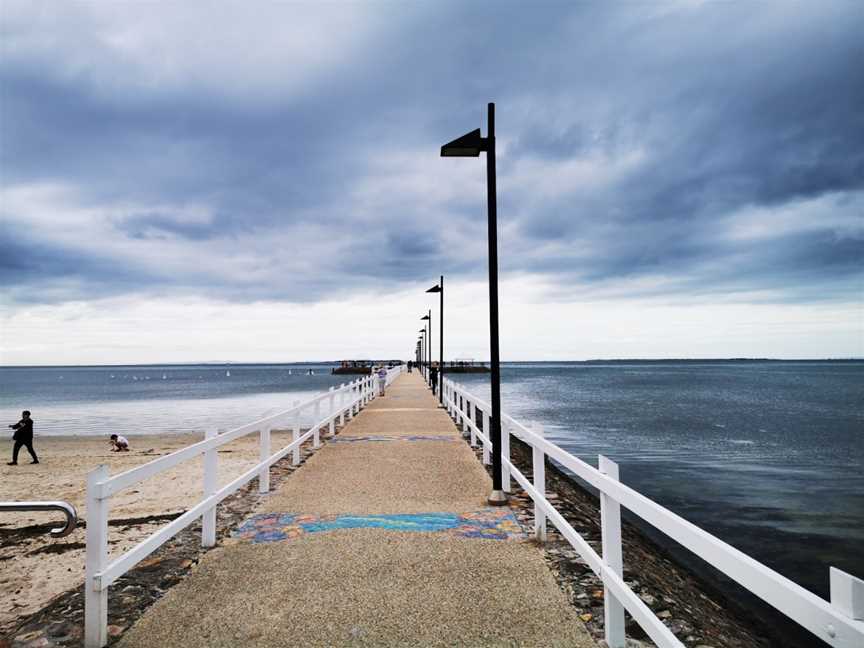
[1,1,862,365]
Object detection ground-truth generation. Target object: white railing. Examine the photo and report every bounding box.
[84,368,400,648]
[442,377,864,648]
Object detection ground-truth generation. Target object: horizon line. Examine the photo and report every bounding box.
[1,357,862,369]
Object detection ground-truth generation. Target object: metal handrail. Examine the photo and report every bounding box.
[0,501,78,537]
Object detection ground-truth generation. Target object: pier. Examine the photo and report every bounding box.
[111,371,593,647]
[63,367,864,648]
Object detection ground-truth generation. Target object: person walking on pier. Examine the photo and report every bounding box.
[407,360,413,373]
[377,366,388,396]
[7,410,39,465]
[429,363,439,396]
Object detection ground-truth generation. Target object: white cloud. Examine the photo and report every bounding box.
[2,277,860,365]
[722,192,864,242]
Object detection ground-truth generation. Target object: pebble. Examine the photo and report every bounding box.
[14,632,40,642]
[639,593,656,606]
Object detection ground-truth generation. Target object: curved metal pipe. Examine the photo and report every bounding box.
[0,501,78,537]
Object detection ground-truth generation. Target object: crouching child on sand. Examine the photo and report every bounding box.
[110,434,129,452]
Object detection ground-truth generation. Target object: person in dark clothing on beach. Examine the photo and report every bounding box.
[429,364,439,396]
[8,410,39,465]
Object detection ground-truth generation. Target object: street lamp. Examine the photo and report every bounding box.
[426,277,443,404]
[421,312,432,385]
[419,328,427,381]
[441,102,506,506]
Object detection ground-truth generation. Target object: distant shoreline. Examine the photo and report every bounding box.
[1,358,862,369]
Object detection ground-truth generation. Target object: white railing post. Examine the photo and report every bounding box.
[353,381,358,414]
[502,418,511,492]
[292,401,301,465]
[450,383,456,420]
[469,403,478,447]
[328,387,336,435]
[599,454,626,648]
[339,384,346,425]
[831,567,864,620]
[202,427,218,548]
[259,424,271,493]
[84,464,109,648]
[532,423,546,542]
[462,396,470,433]
[313,398,321,448]
[482,409,491,465]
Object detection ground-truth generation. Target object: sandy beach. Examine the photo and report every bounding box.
[0,430,294,634]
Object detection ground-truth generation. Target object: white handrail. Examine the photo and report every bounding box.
[442,377,864,648]
[84,367,403,648]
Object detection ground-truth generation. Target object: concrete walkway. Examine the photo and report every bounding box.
[119,373,595,647]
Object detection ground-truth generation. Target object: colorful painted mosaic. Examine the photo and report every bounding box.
[331,434,457,444]
[233,509,524,544]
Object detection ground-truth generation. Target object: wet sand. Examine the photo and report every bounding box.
[0,431,293,634]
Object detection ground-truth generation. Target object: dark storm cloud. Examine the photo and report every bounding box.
[1,1,862,306]
[0,225,164,303]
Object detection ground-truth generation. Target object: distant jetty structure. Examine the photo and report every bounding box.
[11,369,862,647]
[331,359,403,375]
[445,357,490,373]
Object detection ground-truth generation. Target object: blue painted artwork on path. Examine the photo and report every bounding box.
[233,509,524,544]
[331,435,457,443]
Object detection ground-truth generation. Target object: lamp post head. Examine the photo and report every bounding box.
[441,128,487,157]
[421,314,430,321]
[426,284,442,293]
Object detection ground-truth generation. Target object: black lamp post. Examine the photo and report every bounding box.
[419,327,427,380]
[441,102,506,506]
[421,313,432,385]
[426,277,443,404]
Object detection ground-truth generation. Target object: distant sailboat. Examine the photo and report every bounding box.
[162,374,167,380]
[226,370,231,377]
[288,369,292,375]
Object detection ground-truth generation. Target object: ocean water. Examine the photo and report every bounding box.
[0,364,351,437]
[1,360,861,644]
[452,361,863,646]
